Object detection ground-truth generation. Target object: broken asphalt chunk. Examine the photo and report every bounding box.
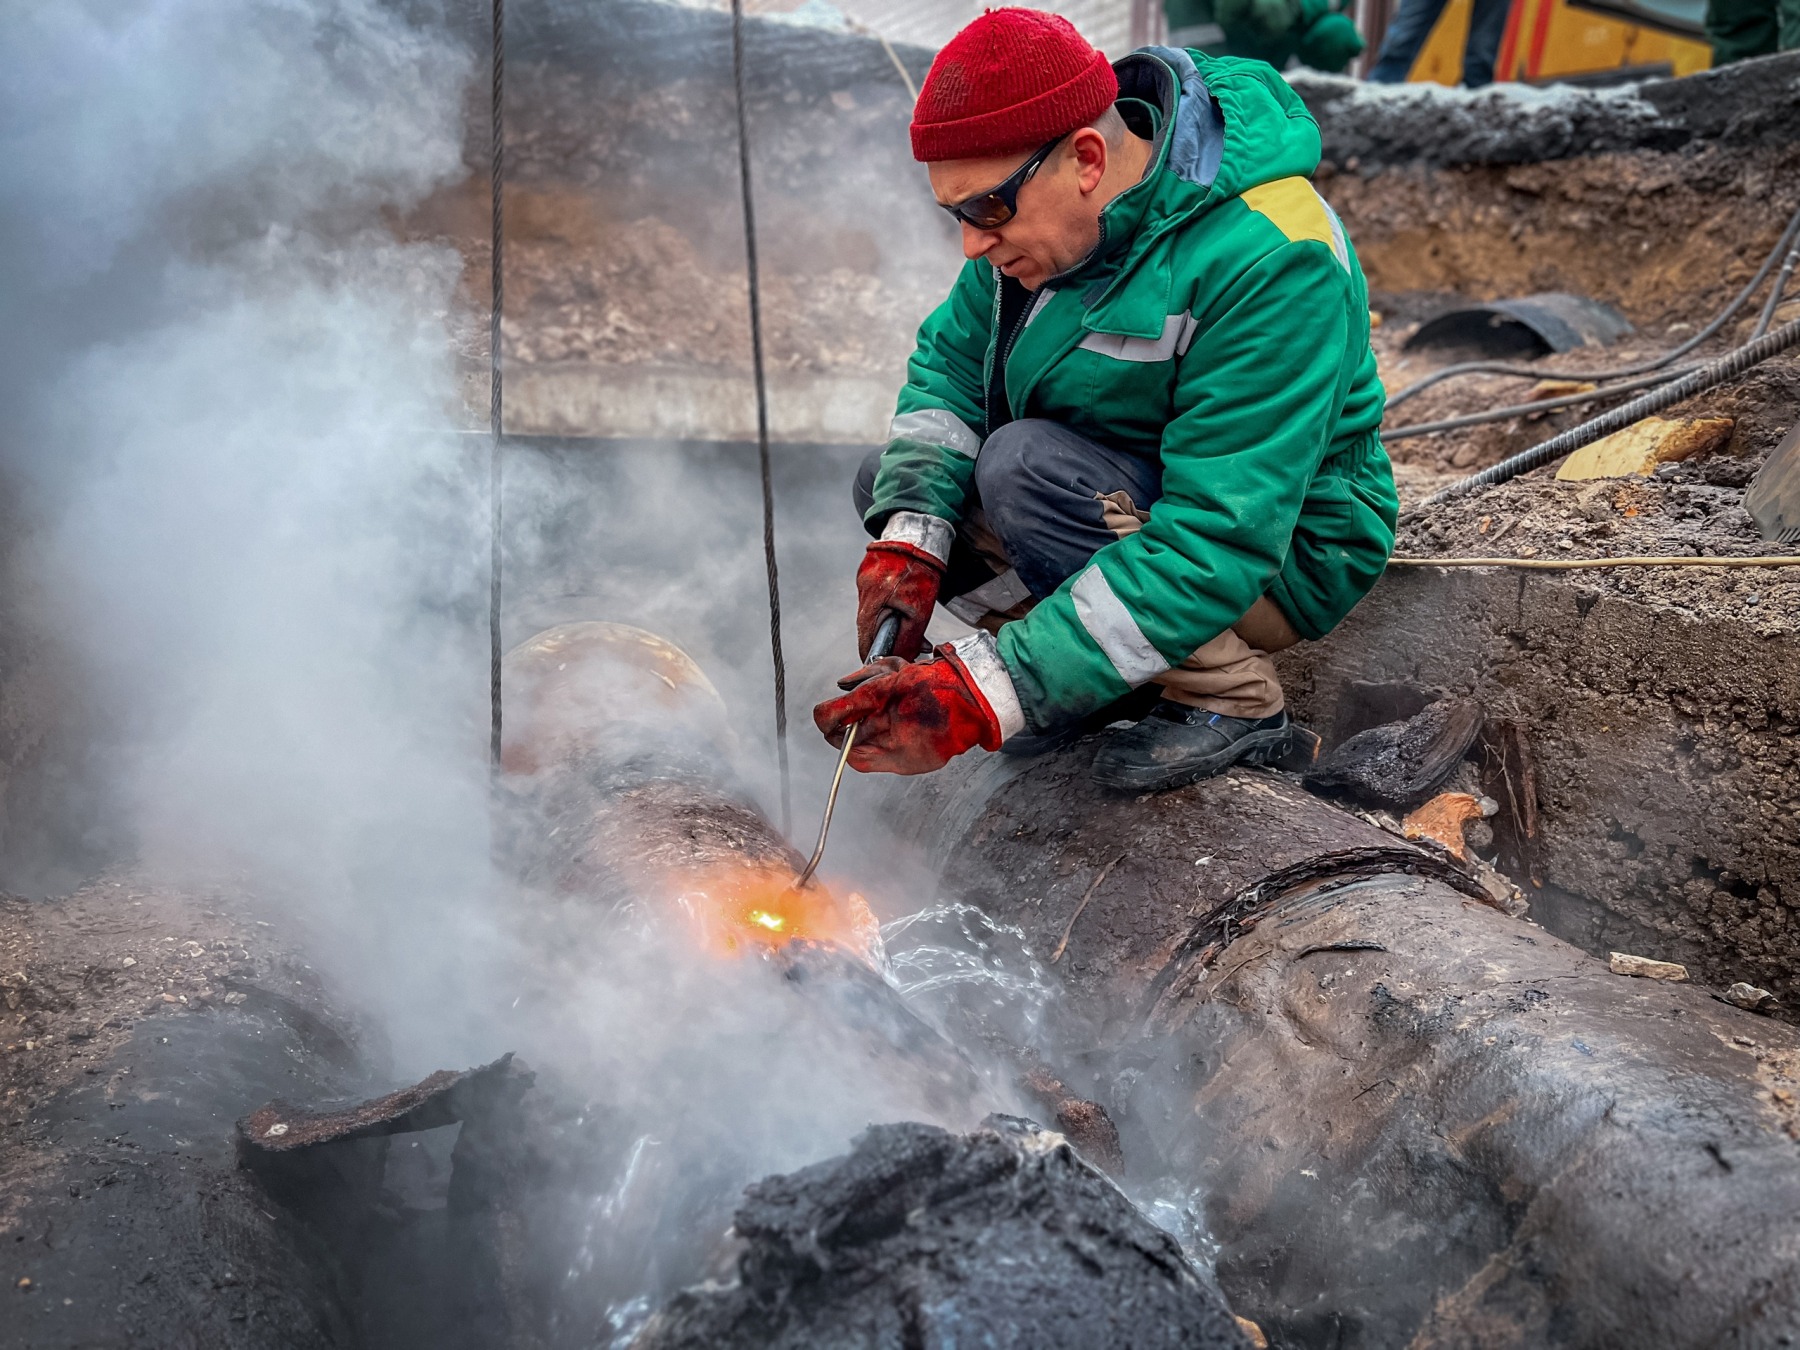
[632,1118,1250,1350]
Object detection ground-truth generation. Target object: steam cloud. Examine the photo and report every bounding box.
[1,0,501,1062]
[0,0,989,1325]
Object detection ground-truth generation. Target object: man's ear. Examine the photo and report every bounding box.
[1069,127,1109,195]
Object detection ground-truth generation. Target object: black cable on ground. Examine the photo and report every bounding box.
[1412,313,1800,512]
[1382,364,1698,442]
[1385,201,1800,412]
[1753,232,1800,338]
[729,0,791,834]
[488,0,505,771]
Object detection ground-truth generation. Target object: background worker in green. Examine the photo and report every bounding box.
[1163,0,1366,74]
[1706,0,1800,63]
[813,8,1397,792]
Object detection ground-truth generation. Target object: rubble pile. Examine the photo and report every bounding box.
[634,1118,1249,1350]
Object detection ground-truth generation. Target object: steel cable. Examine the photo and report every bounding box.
[1385,202,1800,412]
[1412,313,1800,512]
[488,0,505,771]
[1752,231,1800,338]
[1382,364,1698,441]
[730,0,792,833]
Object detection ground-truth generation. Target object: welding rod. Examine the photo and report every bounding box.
[789,611,901,892]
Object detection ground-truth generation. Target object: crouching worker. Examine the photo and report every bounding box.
[814,9,1397,792]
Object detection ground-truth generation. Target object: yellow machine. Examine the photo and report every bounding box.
[1406,0,1710,83]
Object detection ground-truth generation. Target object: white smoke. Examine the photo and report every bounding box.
[0,3,991,1323]
[1,0,491,1059]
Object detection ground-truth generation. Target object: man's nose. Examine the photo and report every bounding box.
[961,222,1000,261]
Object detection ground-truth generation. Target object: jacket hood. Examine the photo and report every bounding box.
[1130,46,1323,201]
[1054,48,1324,309]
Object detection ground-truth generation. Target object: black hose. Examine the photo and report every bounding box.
[1410,314,1800,512]
[1385,202,1800,411]
[1383,363,1698,441]
[1751,233,1800,339]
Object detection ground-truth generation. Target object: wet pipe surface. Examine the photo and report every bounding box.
[924,744,1800,1346]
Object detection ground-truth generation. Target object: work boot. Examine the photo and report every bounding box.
[1089,701,1293,792]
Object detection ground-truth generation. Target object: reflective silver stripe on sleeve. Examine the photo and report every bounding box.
[1324,202,1351,272]
[1174,312,1200,356]
[1071,565,1168,686]
[888,408,981,458]
[942,567,1032,624]
[879,511,955,563]
[948,631,1026,740]
[1078,312,1198,364]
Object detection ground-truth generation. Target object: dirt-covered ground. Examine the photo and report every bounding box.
[1308,63,1800,625]
[402,0,954,429]
[0,874,318,1212]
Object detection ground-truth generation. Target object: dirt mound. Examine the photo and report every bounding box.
[1294,52,1800,169]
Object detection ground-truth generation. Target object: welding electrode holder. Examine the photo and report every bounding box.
[864,611,903,666]
[790,610,901,892]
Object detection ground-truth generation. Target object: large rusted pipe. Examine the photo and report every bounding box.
[901,751,1800,1348]
[498,622,878,956]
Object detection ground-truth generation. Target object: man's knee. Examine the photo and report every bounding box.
[851,446,884,534]
[971,420,1076,517]
[972,420,1140,597]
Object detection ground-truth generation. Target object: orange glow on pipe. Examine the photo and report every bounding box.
[673,861,880,962]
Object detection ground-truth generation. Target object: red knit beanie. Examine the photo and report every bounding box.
[910,9,1119,163]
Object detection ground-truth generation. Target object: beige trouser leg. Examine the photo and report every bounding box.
[944,492,1302,721]
[1095,491,1298,719]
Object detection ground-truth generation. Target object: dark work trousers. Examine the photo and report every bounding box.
[854,419,1299,718]
[1367,0,1514,86]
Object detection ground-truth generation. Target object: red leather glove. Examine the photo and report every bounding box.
[856,541,944,661]
[812,645,1004,775]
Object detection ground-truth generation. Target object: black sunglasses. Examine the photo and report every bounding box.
[939,133,1069,230]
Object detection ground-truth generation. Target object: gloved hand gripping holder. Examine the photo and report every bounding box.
[788,611,900,893]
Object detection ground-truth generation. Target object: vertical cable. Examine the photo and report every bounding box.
[488,0,505,770]
[729,0,791,833]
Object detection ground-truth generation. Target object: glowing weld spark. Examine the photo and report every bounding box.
[749,910,785,932]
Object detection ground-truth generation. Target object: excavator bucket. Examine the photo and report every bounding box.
[1745,421,1800,543]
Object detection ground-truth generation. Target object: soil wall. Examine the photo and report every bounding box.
[411,0,959,443]
[1280,565,1800,1011]
[1277,54,1800,1013]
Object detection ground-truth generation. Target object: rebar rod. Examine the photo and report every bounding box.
[1412,314,1800,511]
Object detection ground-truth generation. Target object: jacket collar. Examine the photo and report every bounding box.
[1047,49,1226,338]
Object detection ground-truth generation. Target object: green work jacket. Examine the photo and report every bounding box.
[865,46,1397,735]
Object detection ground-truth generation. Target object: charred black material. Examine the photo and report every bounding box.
[0,991,371,1348]
[633,1118,1249,1350]
[1304,696,1484,807]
